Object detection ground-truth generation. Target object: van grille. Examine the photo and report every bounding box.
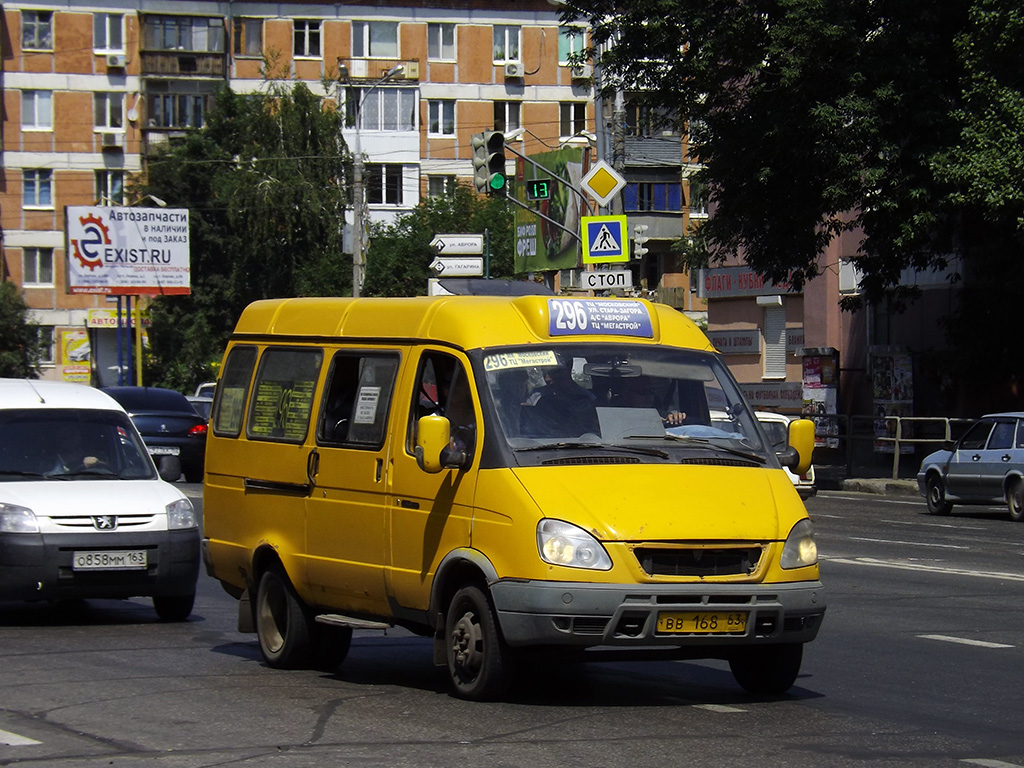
[542,456,641,466]
[634,546,762,577]
[678,457,761,468]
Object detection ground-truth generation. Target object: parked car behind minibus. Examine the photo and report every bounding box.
[202,295,824,700]
[0,379,200,620]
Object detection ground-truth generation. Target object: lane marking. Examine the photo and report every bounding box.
[882,519,985,530]
[920,635,1014,649]
[824,556,1024,582]
[0,729,41,746]
[693,704,746,713]
[961,759,1024,767]
[849,536,968,549]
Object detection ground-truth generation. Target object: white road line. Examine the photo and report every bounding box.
[824,556,1024,582]
[882,519,986,530]
[920,635,1014,649]
[961,759,1024,767]
[849,536,968,549]
[693,704,746,713]
[0,729,41,746]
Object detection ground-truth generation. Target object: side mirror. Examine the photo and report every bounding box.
[783,418,815,476]
[415,415,452,474]
[942,439,956,451]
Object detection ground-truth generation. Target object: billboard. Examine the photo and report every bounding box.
[514,146,587,273]
[65,206,191,295]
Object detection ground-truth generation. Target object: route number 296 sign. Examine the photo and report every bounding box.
[547,299,654,338]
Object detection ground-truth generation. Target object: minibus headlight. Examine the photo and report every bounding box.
[780,518,818,569]
[537,519,612,571]
[166,498,197,530]
[0,503,40,533]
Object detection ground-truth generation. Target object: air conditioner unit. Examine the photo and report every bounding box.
[503,62,523,79]
[101,132,124,149]
[570,64,592,80]
[399,61,420,80]
[106,54,127,68]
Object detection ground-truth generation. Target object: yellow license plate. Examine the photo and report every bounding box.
[657,611,748,634]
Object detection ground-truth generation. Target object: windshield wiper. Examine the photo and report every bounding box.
[0,470,48,479]
[514,442,670,459]
[625,434,767,464]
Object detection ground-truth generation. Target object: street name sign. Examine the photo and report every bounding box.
[430,234,484,255]
[429,256,484,277]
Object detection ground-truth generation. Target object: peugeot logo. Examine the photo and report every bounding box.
[93,515,117,530]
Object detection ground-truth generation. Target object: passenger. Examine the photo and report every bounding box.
[618,376,687,426]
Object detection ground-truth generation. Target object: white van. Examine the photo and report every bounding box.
[0,379,200,620]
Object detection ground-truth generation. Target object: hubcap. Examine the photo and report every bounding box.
[451,610,483,675]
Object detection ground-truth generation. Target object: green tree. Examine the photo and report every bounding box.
[363,186,515,297]
[141,80,349,392]
[0,281,41,378]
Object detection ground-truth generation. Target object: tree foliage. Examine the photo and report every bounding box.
[142,80,349,391]
[0,281,41,378]
[561,0,1024,305]
[363,186,515,297]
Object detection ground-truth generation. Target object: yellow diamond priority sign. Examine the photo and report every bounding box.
[580,160,627,207]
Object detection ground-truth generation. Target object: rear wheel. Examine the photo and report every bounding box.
[926,474,953,515]
[153,592,195,621]
[729,643,803,696]
[445,585,511,701]
[1008,478,1024,522]
[313,625,353,671]
[255,566,314,669]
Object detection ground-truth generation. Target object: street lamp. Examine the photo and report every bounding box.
[347,63,404,297]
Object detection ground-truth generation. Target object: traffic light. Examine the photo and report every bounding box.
[633,224,650,258]
[472,130,507,195]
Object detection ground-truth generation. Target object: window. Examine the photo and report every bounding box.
[428,22,455,60]
[22,10,53,50]
[94,92,124,129]
[22,90,53,129]
[23,170,53,208]
[687,177,709,216]
[988,421,1015,450]
[427,175,457,198]
[233,17,262,56]
[96,170,125,205]
[293,19,321,57]
[626,104,678,138]
[366,164,404,205]
[94,13,124,51]
[352,20,398,58]
[763,305,786,379]
[623,182,683,213]
[560,102,587,137]
[493,25,520,62]
[409,352,476,456]
[558,26,585,63]
[493,101,521,133]
[35,326,55,366]
[212,346,257,437]
[349,87,417,131]
[143,15,224,52]
[247,348,324,443]
[959,420,994,451]
[149,92,210,128]
[317,353,400,448]
[22,248,54,286]
[428,100,455,136]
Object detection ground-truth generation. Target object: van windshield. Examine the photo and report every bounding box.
[479,344,772,463]
[0,409,156,481]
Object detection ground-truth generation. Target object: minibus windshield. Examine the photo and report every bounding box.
[479,344,772,462]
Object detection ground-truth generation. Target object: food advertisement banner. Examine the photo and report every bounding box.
[514,147,587,273]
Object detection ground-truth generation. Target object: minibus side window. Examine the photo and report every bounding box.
[318,352,399,448]
[246,347,323,443]
[409,352,476,456]
[212,345,257,437]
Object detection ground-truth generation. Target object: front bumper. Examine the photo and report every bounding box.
[0,528,200,601]
[491,579,825,648]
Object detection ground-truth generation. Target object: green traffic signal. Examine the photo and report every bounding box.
[490,174,507,192]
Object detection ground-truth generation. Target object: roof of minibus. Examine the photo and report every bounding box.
[231,296,715,352]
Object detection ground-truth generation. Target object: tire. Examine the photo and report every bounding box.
[926,474,953,515]
[729,643,803,696]
[153,592,195,622]
[255,566,314,669]
[1008,478,1024,522]
[183,464,204,483]
[314,625,353,671]
[445,585,511,701]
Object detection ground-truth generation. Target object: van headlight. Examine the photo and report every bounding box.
[537,519,612,571]
[780,518,818,569]
[166,498,197,530]
[0,503,40,533]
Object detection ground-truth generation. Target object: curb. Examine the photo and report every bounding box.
[837,478,919,497]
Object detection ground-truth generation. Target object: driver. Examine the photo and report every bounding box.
[53,426,104,473]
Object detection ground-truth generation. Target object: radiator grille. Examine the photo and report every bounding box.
[634,546,762,577]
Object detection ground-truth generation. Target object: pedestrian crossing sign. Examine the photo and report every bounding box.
[581,215,629,264]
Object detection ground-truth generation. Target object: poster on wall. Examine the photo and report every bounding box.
[60,329,91,383]
[872,352,914,454]
[801,352,839,448]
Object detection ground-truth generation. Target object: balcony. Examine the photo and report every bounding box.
[140,51,227,79]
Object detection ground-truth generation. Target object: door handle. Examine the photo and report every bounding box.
[307,448,320,486]
[971,454,981,461]
[1002,454,1012,462]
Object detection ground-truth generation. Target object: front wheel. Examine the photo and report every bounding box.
[153,593,195,621]
[445,585,510,701]
[926,475,952,515]
[729,643,803,696]
[1008,478,1024,522]
[255,566,314,669]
